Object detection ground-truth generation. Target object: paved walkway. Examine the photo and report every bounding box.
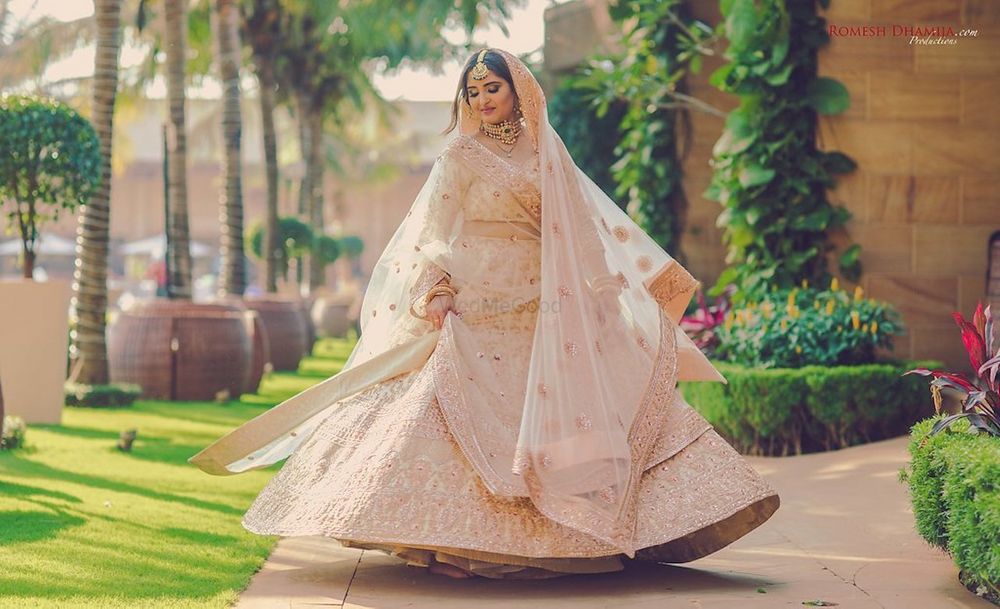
[235,436,993,609]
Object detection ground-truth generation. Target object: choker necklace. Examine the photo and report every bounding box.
[480,118,523,147]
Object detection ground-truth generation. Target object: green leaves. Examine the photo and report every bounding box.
[806,77,851,114]
[551,0,714,254]
[738,164,775,188]
[0,95,101,264]
[707,2,858,303]
[725,0,758,51]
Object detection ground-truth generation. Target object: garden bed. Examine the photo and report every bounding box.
[680,359,939,456]
[902,418,1000,606]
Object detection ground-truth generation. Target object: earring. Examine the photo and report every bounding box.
[463,104,474,120]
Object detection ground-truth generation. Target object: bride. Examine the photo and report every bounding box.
[191,48,779,579]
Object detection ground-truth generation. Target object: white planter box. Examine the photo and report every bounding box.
[0,279,71,424]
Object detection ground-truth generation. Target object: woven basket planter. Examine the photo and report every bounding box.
[311,292,356,338]
[108,300,252,401]
[244,295,309,372]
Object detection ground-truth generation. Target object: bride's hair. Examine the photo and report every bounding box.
[443,49,516,135]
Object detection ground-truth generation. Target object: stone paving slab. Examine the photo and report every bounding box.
[236,436,994,609]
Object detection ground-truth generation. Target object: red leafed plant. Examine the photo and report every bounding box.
[681,286,731,356]
[905,303,999,437]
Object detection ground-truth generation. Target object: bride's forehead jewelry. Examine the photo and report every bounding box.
[470,49,490,80]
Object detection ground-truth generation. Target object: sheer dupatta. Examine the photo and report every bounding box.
[482,50,723,557]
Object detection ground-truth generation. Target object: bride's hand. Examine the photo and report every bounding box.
[426,293,454,330]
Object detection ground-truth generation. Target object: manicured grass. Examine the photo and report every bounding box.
[0,337,354,608]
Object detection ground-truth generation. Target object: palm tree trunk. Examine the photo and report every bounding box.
[164,0,192,299]
[296,96,310,216]
[214,0,246,297]
[258,58,280,293]
[306,102,324,292]
[70,0,122,384]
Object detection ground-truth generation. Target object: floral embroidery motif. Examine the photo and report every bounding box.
[636,255,653,273]
[613,226,630,242]
[558,285,573,298]
[537,383,548,397]
[575,414,593,431]
[598,486,617,504]
[540,454,553,469]
[563,341,579,357]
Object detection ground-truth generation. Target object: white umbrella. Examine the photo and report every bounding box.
[119,234,213,258]
[0,234,77,256]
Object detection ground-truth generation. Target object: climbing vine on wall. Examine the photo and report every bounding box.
[553,0,715,256]
[706,0,859,302]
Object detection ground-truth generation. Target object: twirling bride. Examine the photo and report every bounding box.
[191,48,779,579]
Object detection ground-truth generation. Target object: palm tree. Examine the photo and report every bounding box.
[70,0,123,385]
[163,0,193,298]
[240,0,282,293]
[213,0,246,296]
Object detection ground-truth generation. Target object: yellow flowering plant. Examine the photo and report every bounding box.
[716,282,902,368]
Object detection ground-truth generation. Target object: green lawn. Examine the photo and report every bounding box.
[0,337,355,608]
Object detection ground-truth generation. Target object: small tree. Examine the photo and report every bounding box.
[337,234,364,278]
[247,216,314,283]
[0,96,101,279]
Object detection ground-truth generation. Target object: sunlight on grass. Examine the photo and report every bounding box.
[0,337,355,608]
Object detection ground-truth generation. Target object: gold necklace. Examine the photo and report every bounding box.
[480,117,522,146]
[491,139,516,158]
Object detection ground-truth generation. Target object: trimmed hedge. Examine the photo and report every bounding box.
[680,359,939,455]
[902,418,1000,603]
[65,382,142,408]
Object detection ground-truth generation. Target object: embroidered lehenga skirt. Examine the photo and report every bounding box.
[241,137,779,578]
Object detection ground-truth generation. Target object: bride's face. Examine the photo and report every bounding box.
[465,69,517,125]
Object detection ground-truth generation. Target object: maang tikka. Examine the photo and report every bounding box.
[470,49,489,80]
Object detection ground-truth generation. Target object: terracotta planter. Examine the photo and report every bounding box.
[108,300,252,401]
[244,296,308,371]
[0,279,71,424]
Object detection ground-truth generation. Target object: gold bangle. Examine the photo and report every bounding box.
[424,286,457,304]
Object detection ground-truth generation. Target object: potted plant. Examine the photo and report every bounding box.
[905,302,999,437]
[0,95,101,424]
[244,218,313,370]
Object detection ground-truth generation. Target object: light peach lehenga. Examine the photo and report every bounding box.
[238,131,779,578]
[193,50,779,579]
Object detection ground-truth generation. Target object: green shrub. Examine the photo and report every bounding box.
[64,383,142,408]
[0,95,101,279]
[903,418,1000,599]
[0,415,26,450]
[681,359,937,455]
[715,281,903,368]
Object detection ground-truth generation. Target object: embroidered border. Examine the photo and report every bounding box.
[645,262,698,313]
